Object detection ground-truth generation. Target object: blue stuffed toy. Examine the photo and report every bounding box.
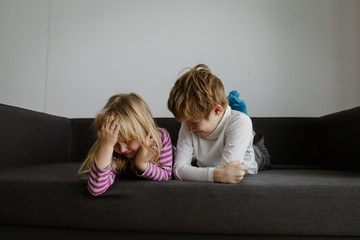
[228,90,247,115]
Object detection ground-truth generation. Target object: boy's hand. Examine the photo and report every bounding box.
[135,134,158,172]
[98,114,120,149]
[213,161,248,183]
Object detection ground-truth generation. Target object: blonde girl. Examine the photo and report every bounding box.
[78,93,173,196]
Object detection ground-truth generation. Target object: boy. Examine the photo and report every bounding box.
[167,64,259,183]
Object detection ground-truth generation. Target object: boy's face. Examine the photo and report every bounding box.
[184,105,224,138]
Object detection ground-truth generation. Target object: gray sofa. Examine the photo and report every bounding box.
[1,103,359,240]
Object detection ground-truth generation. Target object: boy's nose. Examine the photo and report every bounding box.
[186,123,195,132]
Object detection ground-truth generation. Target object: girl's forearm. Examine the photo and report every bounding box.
[96,144,114,170]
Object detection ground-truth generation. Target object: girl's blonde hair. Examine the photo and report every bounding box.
[78,93,162,178]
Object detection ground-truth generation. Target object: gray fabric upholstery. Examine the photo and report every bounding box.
[2,225,358,240]
[0,103,359,239]
[1,163,359,236]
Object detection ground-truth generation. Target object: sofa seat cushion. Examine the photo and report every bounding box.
[1,163,359,236]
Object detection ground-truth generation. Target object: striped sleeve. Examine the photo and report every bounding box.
[87,159,116,196]
[137,128,173,181]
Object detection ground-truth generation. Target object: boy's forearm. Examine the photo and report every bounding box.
[174,162,214,182]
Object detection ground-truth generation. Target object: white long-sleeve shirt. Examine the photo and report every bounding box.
[173,105,258,182]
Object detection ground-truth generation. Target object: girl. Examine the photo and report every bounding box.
[78,93,173,196]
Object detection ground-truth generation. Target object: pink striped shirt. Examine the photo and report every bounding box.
[87,128,173,196]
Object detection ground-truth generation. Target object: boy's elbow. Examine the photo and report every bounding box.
[173,164,184,180]
[174,173,182,180]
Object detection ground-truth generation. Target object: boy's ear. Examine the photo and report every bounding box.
[213,105,223,116]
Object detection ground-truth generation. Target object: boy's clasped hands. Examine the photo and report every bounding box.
[213,161,249,184]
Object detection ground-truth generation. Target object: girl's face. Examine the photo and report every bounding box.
[113,133,141,159]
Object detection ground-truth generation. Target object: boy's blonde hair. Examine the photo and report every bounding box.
[167,64,228,121]
[78,93,162,178]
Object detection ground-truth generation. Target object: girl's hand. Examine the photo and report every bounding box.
[98,114,120,149]
[134,134,158,172]
[96,114,120,170]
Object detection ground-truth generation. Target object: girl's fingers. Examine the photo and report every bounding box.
[146,133,151,141]
[112,116,120,131]
[113,120,120,134]
[99,115,119,140]
[104,114,117,131]
[147,133,156,145]
[109,118,116,130]
[102,116,110,130]
[106,114,112,124]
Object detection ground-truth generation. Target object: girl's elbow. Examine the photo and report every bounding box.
[87,186,106,197]
[162,170,172,181]
[89,191,103,197]
[87,182,109,196]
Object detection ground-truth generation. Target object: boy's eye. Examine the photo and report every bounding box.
[126,139,134,144]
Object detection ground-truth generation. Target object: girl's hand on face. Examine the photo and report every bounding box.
[95,114,120,170]
[98,114,120,149]
[134,134,158,172]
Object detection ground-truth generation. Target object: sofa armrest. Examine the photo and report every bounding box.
[318,106,360,171]
[0,104,72,166]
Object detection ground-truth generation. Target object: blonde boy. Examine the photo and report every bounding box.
[167,64,258,183]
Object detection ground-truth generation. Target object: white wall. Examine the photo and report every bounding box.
[1,0,359,118]
[0,0,49,112]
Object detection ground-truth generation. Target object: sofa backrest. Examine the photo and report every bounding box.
[252,117,321,167]
[0,104,72,166]
[70,118,96,163]
[70,116,322,167]
[3,103,358,170]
